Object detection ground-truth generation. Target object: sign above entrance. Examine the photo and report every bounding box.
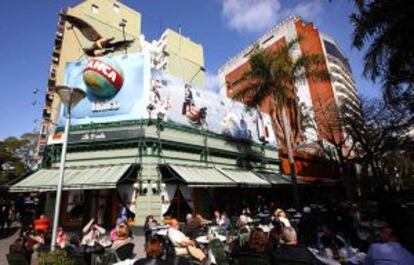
[68,128,145,144]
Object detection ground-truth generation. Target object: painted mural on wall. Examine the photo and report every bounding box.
[60,52,277,147]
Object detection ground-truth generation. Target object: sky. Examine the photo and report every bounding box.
[0,0,381,140]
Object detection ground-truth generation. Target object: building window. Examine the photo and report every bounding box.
[91,4,99,14]
[113,3,120,14]
[66,191,85,223]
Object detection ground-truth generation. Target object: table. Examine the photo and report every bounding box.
[196,235,227,245]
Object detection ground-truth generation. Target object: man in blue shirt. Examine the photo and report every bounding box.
[365,226,414,265]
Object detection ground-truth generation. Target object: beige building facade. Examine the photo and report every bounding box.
[38,0,142,156]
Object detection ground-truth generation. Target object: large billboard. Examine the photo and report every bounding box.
[148,72,277,146]
[59,53,151,125]
[59,53,277,147]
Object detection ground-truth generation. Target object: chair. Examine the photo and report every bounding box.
[209,238,229,265]
[6,253,30,265]
[234,252,270,265]
[114,243,135,261]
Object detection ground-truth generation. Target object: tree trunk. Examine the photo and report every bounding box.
[281,106,300,207]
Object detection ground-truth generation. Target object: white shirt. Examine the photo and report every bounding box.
[168,227,190,255]
[279,217,291,227]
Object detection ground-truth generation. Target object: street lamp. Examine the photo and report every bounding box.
[51,85,85,251]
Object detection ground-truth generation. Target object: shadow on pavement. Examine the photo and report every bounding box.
[0,227,19,239]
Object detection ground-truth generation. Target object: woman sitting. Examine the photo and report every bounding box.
[110,222,134,250]
[81,218,108,253]
[134,238,170,265]
[231,228,271,265]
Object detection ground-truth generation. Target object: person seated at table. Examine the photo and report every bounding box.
[317,224,347,258]
[134,237,170,265]
[185,214,203,238]
[33,214,50,234]
[56,227,68,249]
[214,210,221,224]
[273,209,291,227]
[144,214,159,243]
[110,222,134,250]
[231,228,271,265]
[65,234,84,256]
[236,215,251,234]
[364,226,414,265]
[219,212,231,230]
[268,221,284,251]
[167,218,205,262]
[27,230,46,265]
[185,213,193,224]
[241,206,252,218]
[9,236,31,262]
[81,218,107,248]
[271,227,323,265]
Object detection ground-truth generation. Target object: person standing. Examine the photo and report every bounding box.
[0,205,6,235]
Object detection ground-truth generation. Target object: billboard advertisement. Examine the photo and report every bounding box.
[59,53,151,125]
[60,53,277,147]
[147,72,277,146]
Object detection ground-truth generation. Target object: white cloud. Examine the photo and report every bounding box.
[222,0,281,33]
[283,0,324,23]
[221,0,323,33]
[205,72,221,93]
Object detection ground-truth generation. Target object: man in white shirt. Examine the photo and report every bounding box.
[168,218,206,262]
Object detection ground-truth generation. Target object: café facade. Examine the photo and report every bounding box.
[10,119,289,226]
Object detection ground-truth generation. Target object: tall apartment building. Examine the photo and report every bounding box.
[148,28,205,88]
[37,0,141,156]
[219,16,360,146]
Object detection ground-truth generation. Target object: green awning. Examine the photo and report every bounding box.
[9,164,133,192]
[219,169,271,187]
[168,165,237,187]
[255,172,292,185]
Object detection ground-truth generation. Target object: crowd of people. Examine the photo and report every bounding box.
[8,215,136,265]
[135,198,414,265]
[5,194,414,265]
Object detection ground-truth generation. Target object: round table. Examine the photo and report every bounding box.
[196,235,227,245]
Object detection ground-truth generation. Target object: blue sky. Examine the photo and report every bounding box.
[0,0,380,139]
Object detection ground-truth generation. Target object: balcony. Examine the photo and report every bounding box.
[52,56,59,64]
[48,77,56,87]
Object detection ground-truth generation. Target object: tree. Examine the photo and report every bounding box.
[232,38,329,206]
[0,133,38,185]
[306,96,357,199]
[351,0,414,118]
[340,98,412,195]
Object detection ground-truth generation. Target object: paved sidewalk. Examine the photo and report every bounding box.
[0,224,20,265]
[133,234,146,259]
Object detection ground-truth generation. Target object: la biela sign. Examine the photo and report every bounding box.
[47,128,145,145]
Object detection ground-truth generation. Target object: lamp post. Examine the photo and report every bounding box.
[51,86,85,251]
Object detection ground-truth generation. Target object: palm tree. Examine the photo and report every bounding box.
[232,38,329,206]
[351,0,414,117]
